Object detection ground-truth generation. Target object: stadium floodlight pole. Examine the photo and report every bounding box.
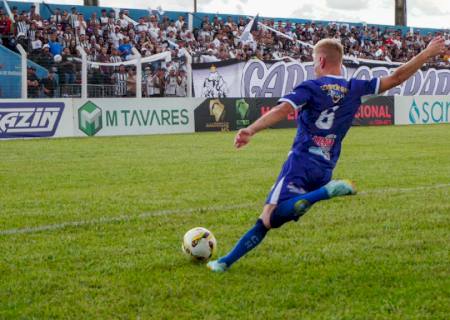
[194,0,197,13]
[84,0,99,6]
[395,0,407,26]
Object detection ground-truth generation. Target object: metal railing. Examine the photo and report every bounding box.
[13,44,193,99]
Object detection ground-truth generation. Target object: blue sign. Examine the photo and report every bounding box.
[0,102,65,138]
[0,45,47,98]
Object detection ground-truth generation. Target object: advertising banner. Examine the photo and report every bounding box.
[394,96,450,125]
[0,99,74,139]
[194,97,395,132]
[73,98,202,137]
[194,98,260,132]
[354,96,394,126]
[193,60,450,98]
[254,98,299,129]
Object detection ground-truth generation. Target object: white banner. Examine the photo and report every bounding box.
[193,60,450,98]
[72,98,202,137]
[0,99,74,139]
[394,95,450,125]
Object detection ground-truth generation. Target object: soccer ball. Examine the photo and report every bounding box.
[182,227,217,261]
[53,54,62,63]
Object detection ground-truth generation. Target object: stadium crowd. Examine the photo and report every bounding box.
[0,4,448,98]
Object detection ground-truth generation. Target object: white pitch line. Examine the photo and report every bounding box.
[0,203,256,236]
[358,183,450,195]
[0,183,449,236]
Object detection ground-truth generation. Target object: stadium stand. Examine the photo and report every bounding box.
[0,1,448,98]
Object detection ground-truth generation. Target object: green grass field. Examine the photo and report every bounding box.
[1,125,449,319]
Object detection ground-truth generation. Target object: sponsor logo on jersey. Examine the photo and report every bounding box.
[310,134,337,160]
[312,134,336,149]
[0,102,64,138]
[321,84,348,104]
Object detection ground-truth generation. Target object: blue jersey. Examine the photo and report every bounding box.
[279,75,380,169]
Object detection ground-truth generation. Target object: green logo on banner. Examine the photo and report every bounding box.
[235,99,250,128]
[236,99,249,119]
[78,101,102,136]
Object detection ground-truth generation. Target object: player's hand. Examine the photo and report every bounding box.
[424,36,446,59]
[234,128,254,149]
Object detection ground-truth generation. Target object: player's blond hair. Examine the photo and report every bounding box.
[314,39,344,63]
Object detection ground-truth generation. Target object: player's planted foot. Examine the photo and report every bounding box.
[325,180,356,198]
[207,260,228,272]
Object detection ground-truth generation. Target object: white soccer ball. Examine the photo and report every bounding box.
[53,54,62,63]
[182,227,217,261]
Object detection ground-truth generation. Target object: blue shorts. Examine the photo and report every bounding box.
[266,151,332,205]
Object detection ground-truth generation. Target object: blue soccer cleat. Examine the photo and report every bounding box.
[325,180,357,198]
[207,260,228,272]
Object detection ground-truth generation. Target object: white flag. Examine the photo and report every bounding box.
[239,15,258,44]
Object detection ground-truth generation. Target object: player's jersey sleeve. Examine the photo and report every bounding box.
[351,78,381,96]
[278,82,311,110]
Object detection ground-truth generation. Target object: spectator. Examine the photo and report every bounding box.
[143,66,152,97]
[110,25,123,49]
[110,47,122,63]
[35,44,54,69]
[74,13,87,36]
[48,33,63,56]
[175,16,185,32]
[15,12,29,36]
[58,47,76,94]
[10,6,18,21]
[10,3,447,99]
[112,64,128,97]
[27,67,40,98]
[99,9,109,27]
[50,7,63,24]
[165,67,178,96]
[28,5,37,20]
[0,8,12,43]
[40,69,58,97]
[118,37,133,59]
[126,68,136,96]
[148,68,165,97]
[117,11,128,29]
[68,7,78,28]
[176,69,187,97]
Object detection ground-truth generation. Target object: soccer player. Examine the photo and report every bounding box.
[207,37,447,272]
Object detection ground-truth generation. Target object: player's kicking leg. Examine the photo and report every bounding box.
[207,179,356,272]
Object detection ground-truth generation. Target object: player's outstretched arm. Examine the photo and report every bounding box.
[379,36,447,94]
[234,102,294,149]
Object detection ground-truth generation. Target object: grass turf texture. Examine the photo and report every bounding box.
[0,125,449,319]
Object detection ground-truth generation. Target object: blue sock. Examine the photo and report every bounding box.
[271,186,330,228]
[278,186,330,213]
[218,219,269,267]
